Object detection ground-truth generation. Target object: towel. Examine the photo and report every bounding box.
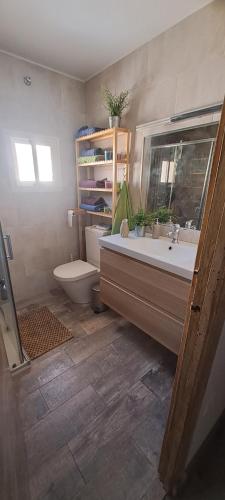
[80,196,107,212]
[96,178,107,188]
[75,127,104,138]
[81,196,107,206]
[80,204,105,212]
[79,180,97,188]
[80,148,104,157]
[111,182,133,235]
[78,155,104,164]
[79,179,107,189]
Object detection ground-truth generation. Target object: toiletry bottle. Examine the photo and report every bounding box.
[167,216,173,235]
[120,219,129,238]
[152,218,160,239]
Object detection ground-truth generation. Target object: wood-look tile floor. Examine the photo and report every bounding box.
[15,289,177,500]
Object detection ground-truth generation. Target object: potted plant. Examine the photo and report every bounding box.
[153,206,174,224]
[131,209,153,237]
[103,87,129,128]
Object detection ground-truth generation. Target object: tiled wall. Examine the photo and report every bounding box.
[0,53,85,303]
[85,1,225,130]
[1,0,224,303]
[85,0,225,227]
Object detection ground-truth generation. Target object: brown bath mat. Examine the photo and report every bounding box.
[18,306,73,360]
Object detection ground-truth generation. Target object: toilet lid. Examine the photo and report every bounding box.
[53,260,98,282]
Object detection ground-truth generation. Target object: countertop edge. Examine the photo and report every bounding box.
[99,238,193,281]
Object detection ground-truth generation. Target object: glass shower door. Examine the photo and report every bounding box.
[148,138,215,229]
[0,222,24,369]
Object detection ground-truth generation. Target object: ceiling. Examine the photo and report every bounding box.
[0,0,213,81]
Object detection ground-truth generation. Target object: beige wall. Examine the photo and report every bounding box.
[85,0,225,130]
[1,0,225,304]
[0,53,85,303]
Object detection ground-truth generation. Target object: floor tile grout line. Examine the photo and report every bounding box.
[140,379,163,402]
[131,434,158,470]
[18,333,121,404]
[20,341,154,403]
[68,444,87,485]
[39,377,107,414]
[89,382,108,408]
[19,354,164,427]
[27,442,73,485]
[23,383,105,435]
[66,380,162,467]
[16,296,176,500]
[38,336,121,393]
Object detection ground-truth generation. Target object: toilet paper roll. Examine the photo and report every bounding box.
[67,209,74,228]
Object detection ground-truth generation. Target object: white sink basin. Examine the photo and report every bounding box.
[99,232,197,280]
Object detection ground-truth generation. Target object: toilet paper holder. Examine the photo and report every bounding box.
[67,209,75,227]
[67,208,86,227]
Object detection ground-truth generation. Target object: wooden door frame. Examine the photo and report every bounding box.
[159,97,225,492]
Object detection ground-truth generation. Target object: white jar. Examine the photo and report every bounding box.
[120,219,129,238]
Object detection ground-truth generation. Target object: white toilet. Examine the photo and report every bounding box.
[53,226,110,304]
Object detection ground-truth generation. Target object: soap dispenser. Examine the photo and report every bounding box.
[120,219,129,238]
[152,218,160,239]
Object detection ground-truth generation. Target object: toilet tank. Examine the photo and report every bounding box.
[85,226,111,268]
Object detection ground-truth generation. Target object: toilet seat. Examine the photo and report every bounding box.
[53,260,99,282]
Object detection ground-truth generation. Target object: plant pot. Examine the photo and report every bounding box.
[109,116,121,128]
[134,225,145,237]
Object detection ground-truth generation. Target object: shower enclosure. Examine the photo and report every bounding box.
[146,124,217,229]
[0,222,24,370]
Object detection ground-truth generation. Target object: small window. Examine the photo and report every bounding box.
[160,160,169,183]
[160,160,175,184]
[15,142,35,182]
[36,145,53,182]
[13,138,54,185]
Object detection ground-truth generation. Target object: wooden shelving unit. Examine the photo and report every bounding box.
[75,127,131,258]
[76,127,130,143]
[79,187,113,192]
[86,210,112,218]
[77,160,128,167]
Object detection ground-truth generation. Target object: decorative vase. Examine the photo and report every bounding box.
[134,225,145,237]
[109,116,121,128]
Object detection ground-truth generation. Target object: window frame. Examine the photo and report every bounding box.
[10,133,61,192]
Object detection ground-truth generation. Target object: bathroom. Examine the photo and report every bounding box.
[1,1,225,499]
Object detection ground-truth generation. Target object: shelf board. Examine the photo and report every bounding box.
[79,187,113,192]
[86,210,112,218]
[76,127,130,143]
[77,160,128,167]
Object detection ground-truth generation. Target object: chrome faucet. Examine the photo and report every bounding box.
[185,219,196,230]
[168,223,180,244]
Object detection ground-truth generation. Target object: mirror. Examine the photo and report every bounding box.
[146,124,218,229]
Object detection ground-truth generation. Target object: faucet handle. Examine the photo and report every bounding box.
[185,220,193,229]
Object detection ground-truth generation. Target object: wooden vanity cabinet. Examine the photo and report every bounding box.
[100,247,191,354]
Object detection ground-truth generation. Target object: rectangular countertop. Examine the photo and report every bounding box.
[99,232,198,280]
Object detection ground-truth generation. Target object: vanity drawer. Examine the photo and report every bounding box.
[100,248,190,320]
[101,277,182,354]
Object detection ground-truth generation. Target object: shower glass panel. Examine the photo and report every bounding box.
[147,130,216,229]
[0,222,24,369]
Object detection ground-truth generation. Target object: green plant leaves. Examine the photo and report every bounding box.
[103,87,129,117]
[131,207,174,227]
